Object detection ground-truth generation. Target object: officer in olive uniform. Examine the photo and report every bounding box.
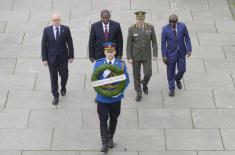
[126,11,158,102]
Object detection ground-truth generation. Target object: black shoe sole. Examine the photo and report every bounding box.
[169,93,175,97]
[61,92,66,96]
[143,90,148,94]
[60,90,66,96]
[52,98,59,105]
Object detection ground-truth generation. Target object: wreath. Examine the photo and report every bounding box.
[91,64,126,97]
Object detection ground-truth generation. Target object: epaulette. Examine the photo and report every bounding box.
[96,58,104,62]
[145,23,152,27]
[130,24,137,28]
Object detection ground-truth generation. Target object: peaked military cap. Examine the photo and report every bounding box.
[103,42,117,51]
[134,11,146,20]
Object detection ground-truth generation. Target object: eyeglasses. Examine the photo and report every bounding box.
[169,20,177,23]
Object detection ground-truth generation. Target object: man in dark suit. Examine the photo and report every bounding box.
[41,13,74,105]
[161,14,192,97]
[89,10,123,62]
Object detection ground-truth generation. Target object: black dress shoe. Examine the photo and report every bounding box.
[101,143,108,153]
[108,138,114,148]
[135,92,142,102]
[52,97,59,105]
[169,91,175,97]
[143,85,148,94]
[60,88,66,96]
[141,80,148,94]
[176,80,182,89]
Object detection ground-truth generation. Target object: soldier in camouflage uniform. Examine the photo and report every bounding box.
[126,11,158,102]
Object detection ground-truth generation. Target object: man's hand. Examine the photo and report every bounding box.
[69,58,74,64]
[187,52,192,58]
[128,59,133,64]
[153,56,157,62]
[163,57,168,65]
[90,58,94,63]
[43,61,48,67]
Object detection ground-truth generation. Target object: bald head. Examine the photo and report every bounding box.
[51,12,61,27]
[169,14,178,21]
[169,14,178,28]
[101,10,110,25]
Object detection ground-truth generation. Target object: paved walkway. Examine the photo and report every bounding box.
[0,0,235,154]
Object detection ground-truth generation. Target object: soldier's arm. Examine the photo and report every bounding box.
[151,26,158,57]
[123,62,130,89]
[126,27,133,60]
[183,24,192,53]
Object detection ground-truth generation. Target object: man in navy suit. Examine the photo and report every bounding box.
[161,14,192,97]
[89,10,123,62]
[41,13,74,105]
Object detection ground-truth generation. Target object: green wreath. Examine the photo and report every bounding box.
[91,64,126,97]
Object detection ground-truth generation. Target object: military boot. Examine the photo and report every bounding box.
[100,127,108,153]
[108,120,117,148]
[135,91,142,102]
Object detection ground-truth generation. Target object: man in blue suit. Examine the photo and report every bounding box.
[89,10,123,62]
[161,14,192,97]
[41,13,74,105]
[93,42,129,153]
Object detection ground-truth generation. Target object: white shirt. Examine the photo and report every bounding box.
[102,22,109,33]
[106,58,115,65]
[53,25,61,39]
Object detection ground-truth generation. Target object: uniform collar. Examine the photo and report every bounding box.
[136,23,147,28]
[106,57,115,65]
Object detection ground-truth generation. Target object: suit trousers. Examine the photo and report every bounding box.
[97,101,121,141]
[132,59,152,93]
[48,56,68,98]
[167,56,186,91]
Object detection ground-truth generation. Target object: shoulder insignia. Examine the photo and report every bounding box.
[145,23,152,27]
[129,24,137,28]
[96,59,102,62]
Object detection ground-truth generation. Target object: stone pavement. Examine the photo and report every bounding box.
[0,0,235,154]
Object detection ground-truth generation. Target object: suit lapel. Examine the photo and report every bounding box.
[176,23,180,39]
[59,25,64,42]
[98,21,105,40]
[168,24,177,41]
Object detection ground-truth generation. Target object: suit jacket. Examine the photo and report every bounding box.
[161,22,192,62]
[126,23,158,61]
[41,25,74,63]
[89,20,123,60]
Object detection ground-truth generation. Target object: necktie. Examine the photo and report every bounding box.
[109,61,112,64]
[56,27,59,42]
[173,27,178,41]
[104,25,109,41]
